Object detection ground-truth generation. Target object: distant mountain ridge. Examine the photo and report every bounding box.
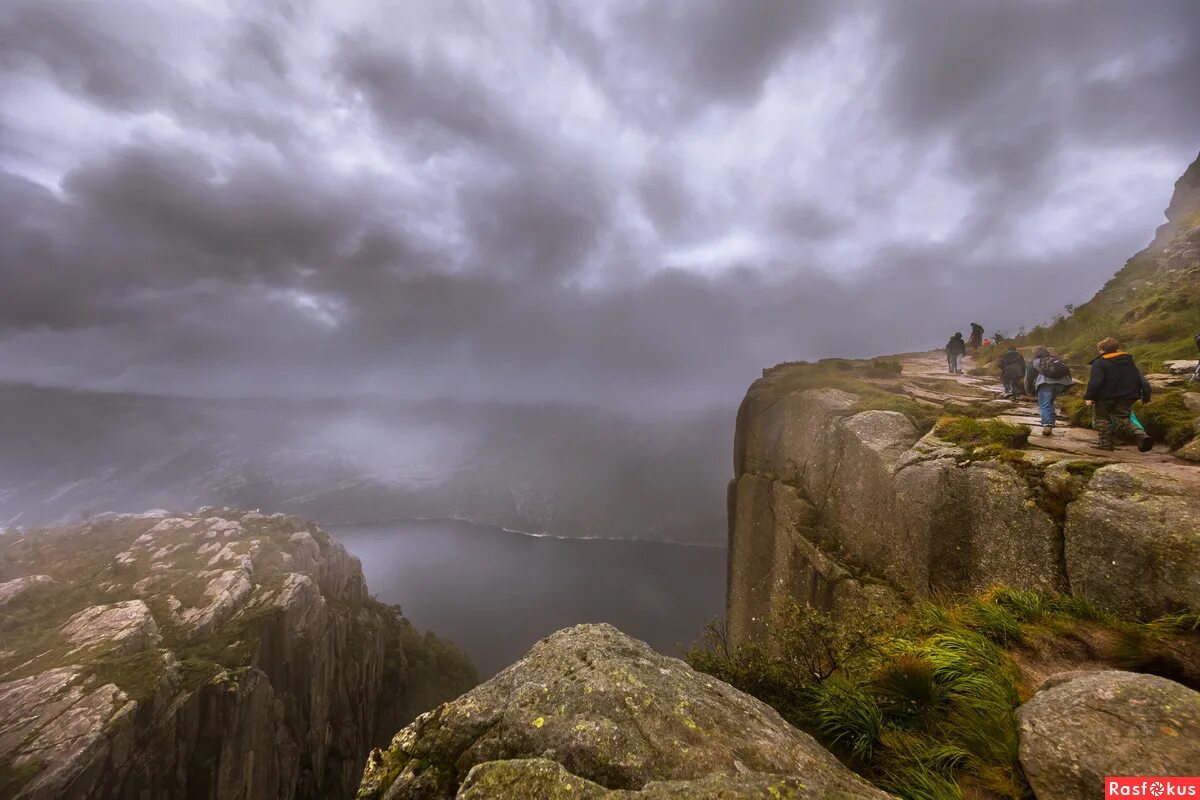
[0,385,730,544]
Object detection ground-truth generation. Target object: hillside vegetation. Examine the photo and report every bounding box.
[689,590,1200,800]
[1005,152,1199,370]
[971,152,1200,454]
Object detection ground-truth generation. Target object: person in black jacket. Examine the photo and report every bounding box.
[969,322,984,351]
[1084,337,1152,452]
[945,332,967,374]
[997,345,1026,399]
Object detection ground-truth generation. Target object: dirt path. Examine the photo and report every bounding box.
[896,351,1200,485]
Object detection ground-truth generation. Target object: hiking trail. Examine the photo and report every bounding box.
[895,350,1200,487]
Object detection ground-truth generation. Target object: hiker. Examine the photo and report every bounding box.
[945,332,967,374]
[998,345,1026,400]
[968,323,984,351]
[1025,346,1073,435]
[1083,337,1153,452]
[1192,331,1200,384]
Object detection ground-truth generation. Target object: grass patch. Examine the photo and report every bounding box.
[1063,389,1195,450]
[688,587,1200,800]
[934,416,1031,450]
[84,649,168,700]
[866,359,904,378]
[0,757,44,800]
[1137,391,1196,449]
[757,360,944,433]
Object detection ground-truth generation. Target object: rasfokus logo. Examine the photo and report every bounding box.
[1107,778,1200,798]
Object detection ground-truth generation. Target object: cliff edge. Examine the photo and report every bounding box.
[0,509,476,800]
[727,152,1200,646]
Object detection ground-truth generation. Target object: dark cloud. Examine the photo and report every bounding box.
[548,0,838,124]
[0,2,173,111]
[0,0,1197,412]
[880,0,1200,193]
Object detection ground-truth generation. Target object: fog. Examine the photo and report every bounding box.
[2,1,1198,537]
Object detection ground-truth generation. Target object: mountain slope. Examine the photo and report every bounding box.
[1014,150,1200,369]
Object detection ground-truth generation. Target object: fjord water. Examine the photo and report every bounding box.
[333,518,726,676]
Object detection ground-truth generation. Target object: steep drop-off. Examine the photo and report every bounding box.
[0,510,476,800]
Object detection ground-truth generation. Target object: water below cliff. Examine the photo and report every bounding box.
[333,518,727,676]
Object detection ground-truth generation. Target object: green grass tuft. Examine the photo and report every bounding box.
[934,416,1031,450]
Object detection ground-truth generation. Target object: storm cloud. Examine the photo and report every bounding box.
[2,0,1197,409]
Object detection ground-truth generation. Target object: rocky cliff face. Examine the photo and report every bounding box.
[0,509,475,800]
[727,152,1200,645]
[727,372,1200,645]
[357,624,888,800]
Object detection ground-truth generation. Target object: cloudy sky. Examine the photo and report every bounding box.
[2,0,1198,411]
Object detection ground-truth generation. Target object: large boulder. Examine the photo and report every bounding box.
[1017,671,1200,800]
[456,758,885,799]
[1064,465,1200,618]
[60,599,161,656]
[893,445,1062,597]
[359,624,888,800]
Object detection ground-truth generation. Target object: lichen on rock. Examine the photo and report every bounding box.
[357,623,888,800]
[1018,670,1200,800]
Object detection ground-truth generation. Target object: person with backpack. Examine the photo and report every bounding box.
[1083,337,1153,452]
[945,332,967,374]
[998,345,1026,400]
[1025,347,1073,435]
[968,323,985,351]
[1191,331,1200,384]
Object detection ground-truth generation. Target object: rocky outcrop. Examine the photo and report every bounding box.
[358,624,888,800]
[728,382,1071,644]
[729,369,1200,642]
[1152,151,1200,249]
[1017,671,1200,800]
[1065,465,1200,618]
[0,509,476,800]
[455,758,886,799]
[0,573,53,610]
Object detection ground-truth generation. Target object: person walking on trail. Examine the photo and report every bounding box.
[968,323,984,351]
[1191,331,1200,384]
[1025,346,1073,436]
[998,345,1026,400]
[945,332,967,374]
[1083,337,1153,452]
